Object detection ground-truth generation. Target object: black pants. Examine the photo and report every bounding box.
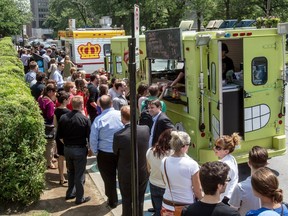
[64,146,87,203]
[87,106,97,124]
[97,150,118,205]
[119,177,148,216]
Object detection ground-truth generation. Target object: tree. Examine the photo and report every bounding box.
[44,0,95,34]
[0,0,32,36]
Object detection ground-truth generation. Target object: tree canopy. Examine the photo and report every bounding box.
[0,0,32,36]
[2,0,288,37]
[43,0,288,34]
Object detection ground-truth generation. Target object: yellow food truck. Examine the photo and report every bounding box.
[110,35,148,86]
[60,29,125,75]
[110,24,287,164]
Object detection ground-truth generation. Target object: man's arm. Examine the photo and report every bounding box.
[89,120,99,154]
[112,133,119,155]
[89,88,98,108]
[112,98,120,110]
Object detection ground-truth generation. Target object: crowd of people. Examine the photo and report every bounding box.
[19,45,288,215]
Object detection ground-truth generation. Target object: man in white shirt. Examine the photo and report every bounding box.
[24,61,38,87]
[52,62,64,89]
[229,146,268,216]
[42,49,52,74]
[112,81,128,110]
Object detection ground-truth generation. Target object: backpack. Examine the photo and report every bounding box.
[139,100,153,130]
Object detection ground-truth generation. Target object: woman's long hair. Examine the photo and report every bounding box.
[153,128,172,159]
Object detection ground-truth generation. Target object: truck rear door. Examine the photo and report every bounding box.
[243,35,283,141]
[208,40,223,140]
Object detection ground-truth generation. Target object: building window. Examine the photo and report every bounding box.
[252,57,267,85]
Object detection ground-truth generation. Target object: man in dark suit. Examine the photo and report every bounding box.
[148,99,174,147]
[113,105,150,216]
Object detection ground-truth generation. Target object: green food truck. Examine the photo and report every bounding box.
[110,23,288,164]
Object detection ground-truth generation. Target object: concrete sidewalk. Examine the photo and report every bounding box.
[86,156,154,216]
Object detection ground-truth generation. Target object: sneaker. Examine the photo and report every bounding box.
[75,196,91,205]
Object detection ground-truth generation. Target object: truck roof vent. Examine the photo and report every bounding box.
[179,20,194,31]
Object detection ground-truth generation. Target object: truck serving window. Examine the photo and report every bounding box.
[252,57,267,85]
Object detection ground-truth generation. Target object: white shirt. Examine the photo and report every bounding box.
[108,88,118,100]
[146,148,173,188]
[229,176,261,216]
[220,154,239,200]
[52,69,64,89]
[161,155,199,211]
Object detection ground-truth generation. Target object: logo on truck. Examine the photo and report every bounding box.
[77,42,101,59]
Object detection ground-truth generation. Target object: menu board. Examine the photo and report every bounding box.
[145,28,182,60]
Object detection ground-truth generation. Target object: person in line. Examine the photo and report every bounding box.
[214,133,240,205]
[86,73,100,123]
[96,84,109,116]
[42,48,52,74]
[63,55,75,80]
[38,84,57,169]
[52,62,64,89]
[57,96,91,205]
[112,81,128,110]
[182,161,240,216]
[229,146,268,216]
[30,72,46,101]
[113,105,150,216]
[63,81,77,111]
[146,128,173,216]
[99,74,108,85]
[160,131,202,215]
[246,167,288,216]
[108,77,118,100]
[141,84,167,113]
[66,67,77,82]
[75,78,88,116]
[89,95,123,208]
[148,99,174,147]
[24,60,38,87]
[20,48,31,73]
[47,58,57,79]
[53,91,71,185]
[137,83,149,114]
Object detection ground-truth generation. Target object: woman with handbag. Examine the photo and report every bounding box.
[53,91,71,185]
[146,128,173,216]
[38,84,57,169]
[160,131,202,216]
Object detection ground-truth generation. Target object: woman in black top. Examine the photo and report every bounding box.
[54,91,71,185]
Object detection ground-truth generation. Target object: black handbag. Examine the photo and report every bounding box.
[44,125,55,139]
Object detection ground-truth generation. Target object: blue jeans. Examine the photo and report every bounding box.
[150,182,165,216]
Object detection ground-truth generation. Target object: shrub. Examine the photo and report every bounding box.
[0,37,46,205]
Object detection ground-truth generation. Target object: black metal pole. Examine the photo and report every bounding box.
[129,9,139,216]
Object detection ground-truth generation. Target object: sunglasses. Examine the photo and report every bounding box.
[182,143,192,148]
[225,177,231,183]
[214,145,223,151]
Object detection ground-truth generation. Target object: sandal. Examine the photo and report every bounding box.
[59,179,68,185]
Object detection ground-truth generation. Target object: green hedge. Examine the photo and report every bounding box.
[0,37,46,205]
